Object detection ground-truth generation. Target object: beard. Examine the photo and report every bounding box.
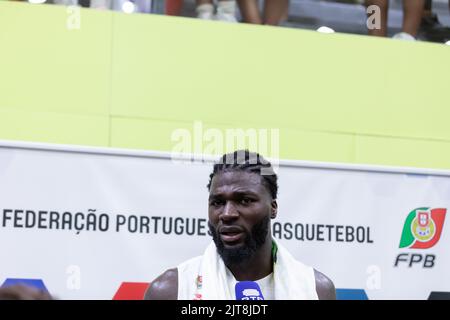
[208,215,270,267]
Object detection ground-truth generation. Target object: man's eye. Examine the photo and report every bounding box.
[241,198,253,205]
[211,200,223,207]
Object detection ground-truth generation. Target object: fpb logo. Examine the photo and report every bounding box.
[395,207,447,268]
[399,208,446,249]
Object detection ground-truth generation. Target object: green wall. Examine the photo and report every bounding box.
[1,2,449,169]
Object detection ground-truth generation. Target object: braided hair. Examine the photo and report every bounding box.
[206,150,278,199]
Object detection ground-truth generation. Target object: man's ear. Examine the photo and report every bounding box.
[271,200,278,219]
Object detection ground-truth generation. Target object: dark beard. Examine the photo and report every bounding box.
[208,216,270,267]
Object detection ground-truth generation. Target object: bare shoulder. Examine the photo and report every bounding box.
[144,268,178,300]
[314,269,336,300]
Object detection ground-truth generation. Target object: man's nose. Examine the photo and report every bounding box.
[220,201,239,221]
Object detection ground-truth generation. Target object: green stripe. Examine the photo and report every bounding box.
[272,241,278,264]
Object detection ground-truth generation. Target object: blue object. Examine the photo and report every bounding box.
[1,278,49,293]
[235,281,265,300]
[336,288,369,300]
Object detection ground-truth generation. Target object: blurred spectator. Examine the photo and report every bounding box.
[237,0,289,25]
[0,285,52,300]
[366,0,425,40]
[196,0,238,22]
[419,0,450,42]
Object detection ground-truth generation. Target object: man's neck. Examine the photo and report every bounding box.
[226,240,274,281]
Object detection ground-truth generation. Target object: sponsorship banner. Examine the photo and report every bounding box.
[0,141,449,299]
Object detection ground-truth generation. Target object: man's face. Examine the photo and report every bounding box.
[208,170,277,265]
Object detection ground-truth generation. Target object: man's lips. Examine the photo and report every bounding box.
[220,232,244,243]
[219,226,245,243]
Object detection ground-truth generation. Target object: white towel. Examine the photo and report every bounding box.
[177,241,318,300]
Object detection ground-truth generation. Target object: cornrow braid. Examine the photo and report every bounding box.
[206,150,278,199]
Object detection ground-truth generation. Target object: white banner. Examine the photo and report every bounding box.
[0,141,449,299]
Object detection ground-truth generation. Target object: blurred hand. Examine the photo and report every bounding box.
[0,285,53,300]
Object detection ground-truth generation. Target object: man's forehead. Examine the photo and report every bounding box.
[209,171,265,192]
